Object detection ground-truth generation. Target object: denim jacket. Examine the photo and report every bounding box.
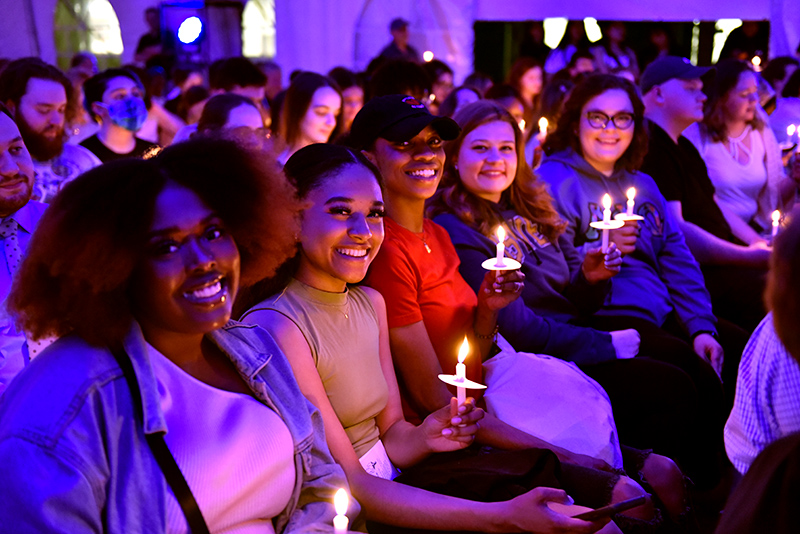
[0,321,357,533]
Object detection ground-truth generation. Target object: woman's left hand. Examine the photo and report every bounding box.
[421,397,485,453]
[477,269,525,311]
[582,242,622,284]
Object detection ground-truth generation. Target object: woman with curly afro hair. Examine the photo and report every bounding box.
[0,136,358,533]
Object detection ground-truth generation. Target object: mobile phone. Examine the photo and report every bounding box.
[572,495,648,521]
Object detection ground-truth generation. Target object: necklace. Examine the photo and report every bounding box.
[416,230,432,254]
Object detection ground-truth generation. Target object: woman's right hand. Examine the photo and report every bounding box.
[610,329,640,360]
[609,220,638,255]
[420,397,484,453]
[501,487,610,533]
[477,269,526,312]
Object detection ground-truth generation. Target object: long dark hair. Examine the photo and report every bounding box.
[543,74,648,173]
[279,72,342,147]
[234,143,382,316]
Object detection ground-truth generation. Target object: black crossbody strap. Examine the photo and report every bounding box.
[112,347,211,534]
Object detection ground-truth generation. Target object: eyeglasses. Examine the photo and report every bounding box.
[585,111,635,130]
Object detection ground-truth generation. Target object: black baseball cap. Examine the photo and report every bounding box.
[348,94,460,150]
[640,56,713,95]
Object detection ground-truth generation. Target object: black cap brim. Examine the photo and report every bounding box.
[380,114,460,144]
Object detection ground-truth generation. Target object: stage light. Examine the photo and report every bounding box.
[178,16,203,44]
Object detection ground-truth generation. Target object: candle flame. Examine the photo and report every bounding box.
[458,336,469,364]
[334,489,348,516]
[626,187,636,201]
[496,225,505,244]
[789,125,797,137]
[773,210,781,224]
[538,117,548,133]
[602,193,612,210]
[423,50,434,62]
[751,55,762,67]
[518,119,526,132]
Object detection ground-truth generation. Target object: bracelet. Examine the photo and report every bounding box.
[475,324,499,340]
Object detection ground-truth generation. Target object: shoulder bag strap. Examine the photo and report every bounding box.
[111,347,211,534]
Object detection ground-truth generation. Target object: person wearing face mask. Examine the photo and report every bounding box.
[80,69,158,163]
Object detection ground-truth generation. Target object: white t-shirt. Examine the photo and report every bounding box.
[684,122,768,223]
[149,344,296,534]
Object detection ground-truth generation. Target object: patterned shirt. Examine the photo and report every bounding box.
[32,144,100,203]
[725,313,800,474]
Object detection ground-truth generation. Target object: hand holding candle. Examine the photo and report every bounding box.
[333,489,349,533]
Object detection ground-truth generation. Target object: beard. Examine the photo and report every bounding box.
[16,113,65,162]
[0,172,34,217]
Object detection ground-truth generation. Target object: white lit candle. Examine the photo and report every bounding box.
[772,210,781,239]
[626,187,636,217]
[751,55,762,71]
[602,194,612,253]
[333,489,349,533]
[538,117,549,143]
[495,226,506,267]
[455,337,469,406]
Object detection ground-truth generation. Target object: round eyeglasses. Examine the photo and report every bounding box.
[585,111,635,130]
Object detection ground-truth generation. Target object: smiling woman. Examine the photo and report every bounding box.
[0,136,358,532]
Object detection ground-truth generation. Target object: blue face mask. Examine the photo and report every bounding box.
[106,97,148,132]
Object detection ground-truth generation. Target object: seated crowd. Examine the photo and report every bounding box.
[0,26,799,533]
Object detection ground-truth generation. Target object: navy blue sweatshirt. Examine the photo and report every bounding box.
[538,148,717,337]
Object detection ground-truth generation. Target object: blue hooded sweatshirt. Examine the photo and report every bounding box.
[538,148,717,337]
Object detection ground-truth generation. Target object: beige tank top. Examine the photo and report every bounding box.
[246,279,389,458]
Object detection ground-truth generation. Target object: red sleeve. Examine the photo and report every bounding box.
[363,240,423,329]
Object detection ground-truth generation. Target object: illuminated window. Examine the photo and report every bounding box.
[86,0,123,55]
[543,18,604,49]
[584,18,603,44]
[54,0,122,70]
[712,19,743,64]
[243,0,276,58]
[543,18,567,49]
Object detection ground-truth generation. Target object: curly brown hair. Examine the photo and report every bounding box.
[9,136,301,347]
[542,74,648,173]
[427,100,566,243]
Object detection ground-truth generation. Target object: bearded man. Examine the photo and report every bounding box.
[0,58,99,203]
